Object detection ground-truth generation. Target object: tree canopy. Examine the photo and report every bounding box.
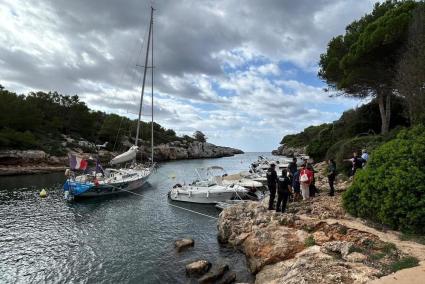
[193,131,207,143]
[318,0,419,133]
[0,86,183,154]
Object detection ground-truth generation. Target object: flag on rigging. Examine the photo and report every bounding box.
[68,154,88,170]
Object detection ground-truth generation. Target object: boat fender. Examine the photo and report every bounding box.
[207,190,209,198]
[189,190,192,198]
[65,169,71,177]
[40,188,47,198]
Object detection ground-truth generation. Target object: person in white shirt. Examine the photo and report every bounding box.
[361,149,369,167]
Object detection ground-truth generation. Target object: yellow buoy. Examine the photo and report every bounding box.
[170,173,176,179]
[40,189,47,198]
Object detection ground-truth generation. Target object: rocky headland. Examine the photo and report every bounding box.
[217,162,425,284]
[0,139,243,176]
[271,144,306,157]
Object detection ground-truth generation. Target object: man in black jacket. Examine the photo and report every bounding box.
[277,169,292,213]
[266,163,278,210]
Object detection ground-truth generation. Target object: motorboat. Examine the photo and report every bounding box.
[168,166,250,204]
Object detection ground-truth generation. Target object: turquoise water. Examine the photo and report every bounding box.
[0,153,271,283]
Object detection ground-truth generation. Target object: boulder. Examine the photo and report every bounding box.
[199,263,229,283]
[344,252,367,263]
[175,238,194,252]
[185,260,211,276]
[217,271,237,284]
[321,241,353,258]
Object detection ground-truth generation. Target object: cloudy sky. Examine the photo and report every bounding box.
[0,0,377,151]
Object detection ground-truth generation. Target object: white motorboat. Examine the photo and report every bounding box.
[222,172,264,189]
[63,8,157,200]
[168,167,250,204]
[169,183,248,204]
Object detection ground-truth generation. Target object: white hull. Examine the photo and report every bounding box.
[169,185,247,204]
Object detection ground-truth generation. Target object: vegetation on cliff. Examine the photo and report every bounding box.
[0,85,193,155]
[318,0,420,134]
[343,125,425,234]
[276,1,425,235]
[279,1,425,174]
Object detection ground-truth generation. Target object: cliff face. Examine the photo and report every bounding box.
[217,197,418,283]
[271,144,306,157]
[152,141,243,161]
[0,141,243,175]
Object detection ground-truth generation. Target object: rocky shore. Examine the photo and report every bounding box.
[0,141,243,176]
[217,162,425,283]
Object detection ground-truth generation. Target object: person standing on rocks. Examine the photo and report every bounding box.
[292,169,301,201]
[327,159,337,196]
[266,163,278,210]
[299,165,313,200]
[345,152,362,176]
[277,169,292,212]
[288,157,297,175]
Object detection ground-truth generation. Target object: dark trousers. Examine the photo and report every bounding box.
[268,186,276,210]
[328,175,335,196]
[276,191,289,212]
[309,183,316,197]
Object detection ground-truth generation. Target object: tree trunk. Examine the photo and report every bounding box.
[377,92,391,134]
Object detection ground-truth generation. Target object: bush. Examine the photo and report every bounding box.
[389,256,419,272]
[304,235,316,247]
[0,128,39,149]
[343,125,425,234]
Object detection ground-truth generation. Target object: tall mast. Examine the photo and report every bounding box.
[135,7,154,147]
[151,8,154,164]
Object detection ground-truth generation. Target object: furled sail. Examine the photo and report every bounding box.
[110,145,138,165]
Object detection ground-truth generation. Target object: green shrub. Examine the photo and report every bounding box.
[0,128,38,149]
[304,235,316,247]
[343,125,425,234]
[389,256,419,272]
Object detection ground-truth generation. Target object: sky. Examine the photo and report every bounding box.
[0,0,378,151]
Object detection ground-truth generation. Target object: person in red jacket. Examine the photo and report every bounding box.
[299,165,313,200]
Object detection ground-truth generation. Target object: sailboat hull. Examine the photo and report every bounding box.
[73,176,149,198]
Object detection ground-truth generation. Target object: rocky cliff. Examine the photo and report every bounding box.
[271,144,306,157]
[0,141,243,175]
[217,162,425,283]
[152,141,243,161]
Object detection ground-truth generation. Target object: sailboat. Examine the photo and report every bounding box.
[63,8,156,200]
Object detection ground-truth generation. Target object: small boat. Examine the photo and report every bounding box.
[169,183,248,204]
[168,167,249,204]
[63,8,157,200]
[222,172,264,190]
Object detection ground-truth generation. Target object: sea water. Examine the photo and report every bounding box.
[0,153,273,283]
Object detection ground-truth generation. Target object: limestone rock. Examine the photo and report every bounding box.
[198,263,229,283]
[175,238,194,252]
[344,252,367,263]
[217,271,237,284]
[271,144,306,157]
[185,260,211,276]
[321,241,353,258]
[255,245,378,284]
